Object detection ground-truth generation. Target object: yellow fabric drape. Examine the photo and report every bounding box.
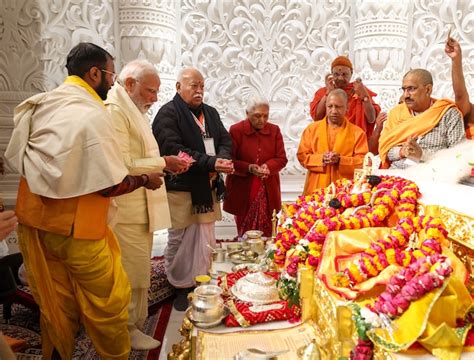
[318,228,468,300]
[18,224,131,360]
[367,276,472,359]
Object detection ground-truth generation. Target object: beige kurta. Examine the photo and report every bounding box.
[5,82,128,198]
[105,83,170,232]
[105,83,170,292]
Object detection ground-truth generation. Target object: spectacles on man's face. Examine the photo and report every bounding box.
[400,86,419,94]
[101,69,117,82]
[135,79,159,96]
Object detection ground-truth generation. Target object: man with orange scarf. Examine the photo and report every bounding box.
[298,89,368,195]
[309,56,381,137]
[4,43,164,360]
[379,69,465,169]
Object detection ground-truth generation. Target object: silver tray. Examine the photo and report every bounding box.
[185,305,230,329]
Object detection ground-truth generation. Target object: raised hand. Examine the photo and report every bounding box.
[353,78,369,98]
[445,37,462,61]
[375,112,387,128]
[325,74,336,92]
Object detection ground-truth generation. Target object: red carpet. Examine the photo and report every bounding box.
[146,300,173,359]
[2,300,174,359]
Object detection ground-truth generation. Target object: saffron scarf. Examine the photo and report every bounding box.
[379,99,458,168]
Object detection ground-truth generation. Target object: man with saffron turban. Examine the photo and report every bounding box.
[298,89,368,195]
[4,43,163,360]
[309,56,381,137]
[379,69,465,169]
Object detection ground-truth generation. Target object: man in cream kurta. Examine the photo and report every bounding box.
[105,60,189,350]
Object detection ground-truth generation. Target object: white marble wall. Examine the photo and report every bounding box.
[0,0,473,237]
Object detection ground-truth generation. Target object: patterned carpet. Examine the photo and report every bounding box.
[1,299,173,359]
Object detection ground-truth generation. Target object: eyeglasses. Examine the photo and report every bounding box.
[100,69,117,82]
[135,79,159,96]
[400,86,418,94]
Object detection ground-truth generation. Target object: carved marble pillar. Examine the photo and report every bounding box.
[117,0,178,110]
[0,0,44,207]
[352,0,412,111]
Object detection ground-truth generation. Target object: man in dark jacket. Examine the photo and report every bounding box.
[152,67,233,310]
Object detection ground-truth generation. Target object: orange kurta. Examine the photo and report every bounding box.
[309,83,381,136]
[378,99,459,168]
[297,118,368,195]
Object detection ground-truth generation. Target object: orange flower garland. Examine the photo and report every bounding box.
[339,216,448,286]
[272,176,421,271]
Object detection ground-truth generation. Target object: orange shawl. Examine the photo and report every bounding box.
[297,118,368,194]
[379,99,458,168]
[309,83,380,136]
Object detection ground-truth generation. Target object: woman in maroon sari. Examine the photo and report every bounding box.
[224,97,288,237]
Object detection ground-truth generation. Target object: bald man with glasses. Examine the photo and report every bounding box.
[379,68,465,169]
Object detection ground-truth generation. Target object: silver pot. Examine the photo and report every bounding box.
[191,285,224,323]
[212,247,226,263]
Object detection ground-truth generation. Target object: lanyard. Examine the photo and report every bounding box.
[191,112,206,136]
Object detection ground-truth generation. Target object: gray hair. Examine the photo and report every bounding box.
[327,88,348,103]
[177,67,203,83]
[403,68,433,85]
[118,59,158,83]
[246,96,270,113]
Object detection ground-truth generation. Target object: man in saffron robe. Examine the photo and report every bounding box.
[105,60,189,350]
[379,69,465,169]
[309,56,381,137]
[298,89,368,195]
[4,43,164,360]
[445,37,474,139]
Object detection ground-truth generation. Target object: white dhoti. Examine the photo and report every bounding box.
[113,223,152,330]
[165,222,216,288]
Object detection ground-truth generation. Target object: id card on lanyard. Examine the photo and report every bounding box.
[192,112,216,156]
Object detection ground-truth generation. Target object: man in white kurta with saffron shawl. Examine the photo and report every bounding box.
[105,60,190,350]
[4,43,164,360]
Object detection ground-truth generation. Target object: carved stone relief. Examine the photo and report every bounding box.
[0,0,472,238]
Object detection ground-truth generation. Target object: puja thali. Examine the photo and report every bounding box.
[230,272,280,304]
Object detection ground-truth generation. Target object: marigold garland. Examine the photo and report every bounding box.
[339,215,448,287]
[273,176,420,271]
